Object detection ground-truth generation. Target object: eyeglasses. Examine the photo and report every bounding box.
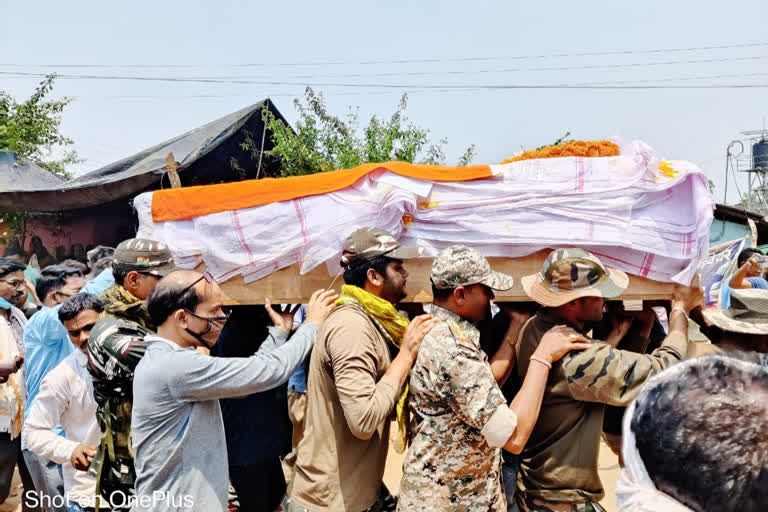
[0,279,25,289]
[178,274,212,297]
[184,308,230,324]
[55,290,75,299]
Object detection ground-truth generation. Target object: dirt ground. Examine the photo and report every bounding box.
[1,430,622,512]
[383,427,621,512]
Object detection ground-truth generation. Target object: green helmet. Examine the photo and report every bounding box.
[87,317,148,382]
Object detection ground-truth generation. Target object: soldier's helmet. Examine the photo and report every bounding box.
[87,316,149,382]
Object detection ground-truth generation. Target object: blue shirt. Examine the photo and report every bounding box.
[288,305,308,393]
[721,276,768,309]
[23,305,73,434]
[132,327,315,511]
[81,269,114,295]
[22,270,113,433]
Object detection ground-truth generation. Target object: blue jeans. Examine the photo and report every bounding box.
[22,449,66,512]
[502,451,521,512]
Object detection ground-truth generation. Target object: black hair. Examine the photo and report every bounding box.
[3,246,24,259]
[431,283,454,302]
[0,258,26,278]
[58,293,104,323]
[631,355,768,512]
[738,248,763,267]
[342,255,396,288]
[89,257,113,277]
[36,265,83,301]
[111,263,132,286]
[60,259,89,275]
[146,276,202,327]
[87,246,114,267]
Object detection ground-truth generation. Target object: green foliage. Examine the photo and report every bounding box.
[251,87,475,176]
[0,74,81,178]
[0,210,29,249]
[535,131,572,151]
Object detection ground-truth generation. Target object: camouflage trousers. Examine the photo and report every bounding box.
[285,486,396,512]
[517,493,606,512]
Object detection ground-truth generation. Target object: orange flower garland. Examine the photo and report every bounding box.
[501,140,620,164]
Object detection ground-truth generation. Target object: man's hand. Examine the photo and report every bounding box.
[497,303,533,347]
[265,301,302,332]
[305,289,339,325]
[401,314,436,362]
[672,275,704,314]
[744,256,763,277]
[534,325,592,364]
[604,315,633,348]
[70,444,96,471]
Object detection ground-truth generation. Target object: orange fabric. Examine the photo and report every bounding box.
[500,140,619,164]
[151,162,493,222]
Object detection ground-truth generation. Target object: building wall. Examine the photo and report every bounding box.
[19,201,136,263]
[709,218,750,246]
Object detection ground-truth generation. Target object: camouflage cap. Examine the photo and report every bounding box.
[113,238,176,277]
[431,245,514,291]
[521,248,629,307]
[340,228,422,268]
[702,288,768,335]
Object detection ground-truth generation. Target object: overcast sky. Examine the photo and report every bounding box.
[3,1,767,205]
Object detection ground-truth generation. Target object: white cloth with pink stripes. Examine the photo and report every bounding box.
[134,139,714,285]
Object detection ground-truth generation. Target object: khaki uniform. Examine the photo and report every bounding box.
[515,310,688,509]
[398,306,516,512]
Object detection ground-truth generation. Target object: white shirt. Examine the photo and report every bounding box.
[22,350,102,508]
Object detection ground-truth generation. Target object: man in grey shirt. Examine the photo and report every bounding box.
[130,270,336,512]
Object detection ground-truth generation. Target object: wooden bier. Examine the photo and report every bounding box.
[209,249,675,305]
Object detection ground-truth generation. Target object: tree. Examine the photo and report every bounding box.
[0,74,80,178]
[0,74,80,249]
[245,87,475,177]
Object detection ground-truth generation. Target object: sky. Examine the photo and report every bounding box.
[2,1,767,205]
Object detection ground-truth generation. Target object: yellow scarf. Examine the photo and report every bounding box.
[336,285,411,453]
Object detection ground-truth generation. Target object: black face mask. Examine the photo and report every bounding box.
[185,325,215,349]
[183,309,228,350]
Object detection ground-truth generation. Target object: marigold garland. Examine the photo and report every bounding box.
[501,140,620,164]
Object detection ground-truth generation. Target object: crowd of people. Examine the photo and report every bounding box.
[0,228,765,512]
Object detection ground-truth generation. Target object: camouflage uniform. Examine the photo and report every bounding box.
[398,246,515,512]
[100,284,155,332]
[516,248,688,511]
[86,315,149,510]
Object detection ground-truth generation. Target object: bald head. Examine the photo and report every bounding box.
[146,270,227,348]
[147,270,214,327]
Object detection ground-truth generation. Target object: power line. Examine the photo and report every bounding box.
[4,54,768,83]
[574,71,768,86]
[2,41,768,68]
[6,55,768,85]
[4,71,768,90]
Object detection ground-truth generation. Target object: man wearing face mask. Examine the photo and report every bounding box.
[130,270,337,512]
